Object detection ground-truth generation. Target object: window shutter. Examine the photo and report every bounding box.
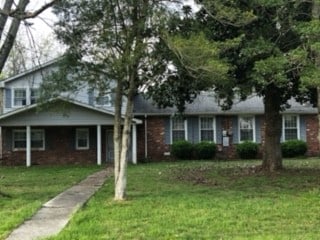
[232,116,239,144]
[164,117,171,144]
[300,115,306,141]
[255,116,261,143]
[187,117,199,144]
[88,89,94,105]
[215,116,222,144]
[5,88,11,108]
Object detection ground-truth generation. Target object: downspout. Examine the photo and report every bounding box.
[144,114,148,159]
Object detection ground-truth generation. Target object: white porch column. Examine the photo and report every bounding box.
[26,126,31,167]
[97,125,102,166]
[132,123,137,164]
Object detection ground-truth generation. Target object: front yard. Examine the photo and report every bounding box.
[0,166,101,240]
[46,159,320,240]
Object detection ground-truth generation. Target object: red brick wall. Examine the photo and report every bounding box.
[305,115,319,156]
[136,114,320,161]
[0,126,107,166]
[137,116,170,161]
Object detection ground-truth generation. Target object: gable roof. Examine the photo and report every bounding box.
[0,96,142,124]
[0,58,61,86]
[133,92,317,115]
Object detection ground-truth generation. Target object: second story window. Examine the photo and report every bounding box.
[13,89,27,107]
[30,88,40,104]
[96,95,112,106]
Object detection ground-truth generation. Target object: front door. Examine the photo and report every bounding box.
[106,130,114,162]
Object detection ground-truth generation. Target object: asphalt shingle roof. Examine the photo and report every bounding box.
[133,92,317,115]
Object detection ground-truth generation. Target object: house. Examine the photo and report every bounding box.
[133,92,319,161]
[0,60,319,166]
[0,59,141,166]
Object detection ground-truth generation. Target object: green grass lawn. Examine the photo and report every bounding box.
[0,165,102,240]
[45,159,320,240]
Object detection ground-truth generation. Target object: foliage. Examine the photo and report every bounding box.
[281,140,308,158]
[236,141,259,159]
[171,140,194,160]
[194,141,217,159]
[0,166,100,240]
[52,0,178,200]
[45,160,320,239]
[0,0,58,74]
[149,0,320,171]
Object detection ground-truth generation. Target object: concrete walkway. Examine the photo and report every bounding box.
[6,168,111,240]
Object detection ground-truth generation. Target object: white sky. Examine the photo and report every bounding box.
[1,0,199,64]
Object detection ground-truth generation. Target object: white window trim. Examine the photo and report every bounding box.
[12,87,40,108]
[30,88,40,105]
[12,129,45,151]
[76,128,90,150]
[199,116,216,142]
[238,115,256,142]
[12,88,27,108]
[170,117,188,143]
[95,94,112,107]
[282,115,300,141]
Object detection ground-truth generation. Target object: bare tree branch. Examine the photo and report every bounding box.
[0,0,58,20]
[0,0,14,39]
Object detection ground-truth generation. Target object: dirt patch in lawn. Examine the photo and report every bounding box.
[169,165,219,186]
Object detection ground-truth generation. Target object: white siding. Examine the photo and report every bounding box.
[0,104,116,126]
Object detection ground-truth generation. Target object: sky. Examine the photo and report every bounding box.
[24,1,57,42]
[1,0,200,67]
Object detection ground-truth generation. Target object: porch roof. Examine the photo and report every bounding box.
[0,97,142,126]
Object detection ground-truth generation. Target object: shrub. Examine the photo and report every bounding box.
[236,141,259,159]
[194,141,217,159]
[171,140,194,160]
[281,140,307,158]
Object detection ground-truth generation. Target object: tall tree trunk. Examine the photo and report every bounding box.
[114,79,123,188]
[262,84,283,171]
[0,0,28,73]
[0,0,14,39]
[114,94,134,200]
[114,72,136,200]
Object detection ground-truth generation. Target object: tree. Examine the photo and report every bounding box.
[51,0,187,200]
[152,1,320,171]
[3,33,61,77]
[0,0,58,74]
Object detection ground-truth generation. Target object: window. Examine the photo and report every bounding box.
[172,118,186,142]
[200,117,215,142]
[239,116,255,142]
[13,129,45,150]
[76,128,89,149]
[13,130,26,149]
[30,88,40,104]
[96,95,112,106]
[13,89,27,106]
[283,115,299,141]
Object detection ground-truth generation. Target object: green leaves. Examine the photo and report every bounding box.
[252,55,289,86]
[167,33,230,84]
